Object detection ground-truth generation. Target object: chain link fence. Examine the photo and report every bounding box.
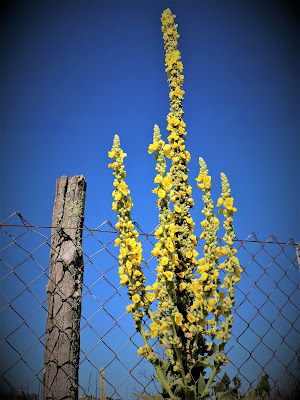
[0,211,299,399]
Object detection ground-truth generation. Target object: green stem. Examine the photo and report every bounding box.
[202,365,218,398]
[171,319,187,385]
[138,322,176,400]
[167,293,187,385]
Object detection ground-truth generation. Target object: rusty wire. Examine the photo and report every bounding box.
[0,211,299,399]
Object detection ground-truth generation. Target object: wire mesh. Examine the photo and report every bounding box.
[0,212,299,399]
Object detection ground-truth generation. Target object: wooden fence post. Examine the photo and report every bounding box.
[43,175,87,400]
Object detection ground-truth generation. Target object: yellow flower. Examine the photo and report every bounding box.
[217,198,223,207]
[217,331,224,340]
[120,247,127,256]
[203,175,212,189]
[170,224,179,233]
[160,321,169,331]
[126,304,134,313]
[207,299,216,308]
[154,175,163,183]
[186,251,193,258]
[120,275,129,285]
[213,270,219,278]
[137,347,144,356]
[163,175,173,190]
[155,227,163,237]
[158,189,166,198]
[150,322,159,338]
[108,151,115,158]
[163,144,172,158]
[199,272,208,282]
[164,271,174,281]
[179,282,186,291]
[148,142,159,154]
[197,264,209,274]
[166,239,175,252]
[132,294,141,304]
[175,313,184,326]
[200,220,206,229]
[174,205,182,213]
[234,265,243,279]
[147,292,155,302]
[151,248,161,257]
[126,198,133,210]
[160,256,169,266]
[114,238,121,247]
[232,256,239,265]
[224,197,234,210]
[187,314,195,324]
[213,217,219,225]
[118,181,130,195]
[192,299,200,309]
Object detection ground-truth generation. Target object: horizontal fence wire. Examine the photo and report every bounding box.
[0,211,299,399]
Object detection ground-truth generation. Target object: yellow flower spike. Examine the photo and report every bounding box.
[109,10,240,394]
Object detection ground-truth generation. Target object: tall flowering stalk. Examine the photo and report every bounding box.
[108,9,242,400]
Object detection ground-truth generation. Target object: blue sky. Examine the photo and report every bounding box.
[1,0,299,242]
[0,0,299,398]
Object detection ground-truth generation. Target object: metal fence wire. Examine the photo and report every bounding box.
[0,211,299,399]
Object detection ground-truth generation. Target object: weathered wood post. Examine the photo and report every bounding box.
[43,175,86,400]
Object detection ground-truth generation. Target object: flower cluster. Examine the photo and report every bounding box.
[108,8,241,400]
[109,135,151,326]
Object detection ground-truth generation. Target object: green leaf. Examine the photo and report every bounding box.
[215,385,238,400]
[170,378,184,388]
[166,370,173,386]
[197,374,205,395]
[192,354,214,369]
[182,385,196,400]
[160,360,171,374]
[133,393,164,400]
[173,383,196,400]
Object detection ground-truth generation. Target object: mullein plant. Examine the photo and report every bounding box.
[108,8,242,400]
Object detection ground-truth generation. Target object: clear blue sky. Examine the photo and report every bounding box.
[0,0,299,398]
[1,0,299,242]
